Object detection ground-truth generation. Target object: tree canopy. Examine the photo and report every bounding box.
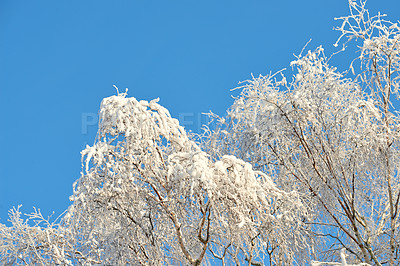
[2,1,400,265]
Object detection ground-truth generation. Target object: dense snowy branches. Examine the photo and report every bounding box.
[1,0,400,265]
[206,1,400,265]
[1,93,308,265]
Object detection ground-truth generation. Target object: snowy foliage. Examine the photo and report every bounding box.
[2,0,400,265]
[1,92,307,265]
[205,1,400,265]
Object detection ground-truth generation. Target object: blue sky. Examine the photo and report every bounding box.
[1,0,399,223]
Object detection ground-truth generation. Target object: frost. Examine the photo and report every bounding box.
[2,1,400,265]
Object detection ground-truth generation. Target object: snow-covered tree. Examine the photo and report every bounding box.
[206,1,400,265]
[0,90,308,265]
[1,0,400,265]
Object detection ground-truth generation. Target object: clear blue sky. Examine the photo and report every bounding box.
[1,0,399,224]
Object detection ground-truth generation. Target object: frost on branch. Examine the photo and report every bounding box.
[206,1,400,264]
[312,248,371,266]
[3,0,400,264]
[0,92,307,265]
[335,0,400,102]
[64,93,308,265]
[0,207,75,265]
